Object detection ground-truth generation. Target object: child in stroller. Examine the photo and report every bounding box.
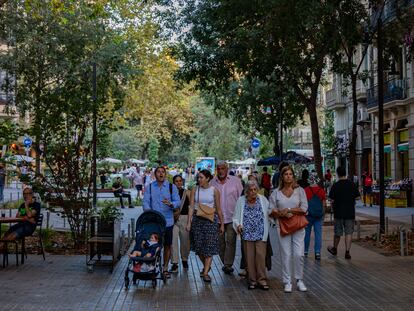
[129,233,160,259]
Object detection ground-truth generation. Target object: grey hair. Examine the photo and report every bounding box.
[244,180,260,194]
[216,160,228,168]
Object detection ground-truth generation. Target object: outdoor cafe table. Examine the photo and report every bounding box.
[0,217,26,265]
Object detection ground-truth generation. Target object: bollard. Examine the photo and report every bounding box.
[17,192,20,201]
[385,217,389,236]
[128,224,131,243]
[377,224,382,242]
[400,229,406,256]
[121,230,126,254]
[131,218,135,240]
[46,211,50,229]
[63,215,66,228]
[356,220,361,240]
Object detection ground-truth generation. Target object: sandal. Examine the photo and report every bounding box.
[202,274,211,283]
[248,283,256,290]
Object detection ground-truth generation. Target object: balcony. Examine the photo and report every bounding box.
[367,78,407,109]
[326,89,348,110]
[371,0,414,26]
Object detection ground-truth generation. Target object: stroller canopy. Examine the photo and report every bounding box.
[136,210,167,236]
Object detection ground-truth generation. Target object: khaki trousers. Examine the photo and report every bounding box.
[244,240,267,285]
[219,222,237,267]
[172,215,190,264]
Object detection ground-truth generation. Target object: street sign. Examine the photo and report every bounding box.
[23,137,32,147]
[251,138,260,149]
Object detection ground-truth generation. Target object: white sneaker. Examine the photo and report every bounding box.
[296,279,307,292]
[284,283,292,293]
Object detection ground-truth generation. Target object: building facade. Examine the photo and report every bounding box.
[326,0,414,201]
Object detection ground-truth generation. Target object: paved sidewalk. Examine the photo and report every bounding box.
[356,201,414,225]
[1,224,414,311]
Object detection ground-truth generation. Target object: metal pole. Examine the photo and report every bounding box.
[280,102,283,156]
[377,16,385,234]
[92,63,97,207]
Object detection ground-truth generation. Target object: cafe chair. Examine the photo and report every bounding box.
[1,239,19,268]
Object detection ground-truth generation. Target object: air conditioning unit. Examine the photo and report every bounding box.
[357,107,369,122]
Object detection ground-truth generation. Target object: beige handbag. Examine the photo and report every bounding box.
[195,187,215,222]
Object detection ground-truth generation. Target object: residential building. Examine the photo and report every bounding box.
[326,0,414,202]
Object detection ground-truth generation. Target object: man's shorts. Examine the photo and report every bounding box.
[135,185,143,191]
[164,225,174,246]
[334,219,355,236]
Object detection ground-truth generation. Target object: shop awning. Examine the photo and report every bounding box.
[384,145,391,153]
[397,143,409,152]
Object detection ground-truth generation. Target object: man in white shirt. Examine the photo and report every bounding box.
[132,167,144,199]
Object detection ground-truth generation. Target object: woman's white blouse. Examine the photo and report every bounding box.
[269,187,308,213]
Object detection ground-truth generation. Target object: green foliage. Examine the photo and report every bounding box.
[322,109,335,156]
[0,120,20,147]
[94,204,123,222]
[148,137,160,164]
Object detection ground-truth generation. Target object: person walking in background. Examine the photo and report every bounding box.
[324,169,332,193]
[170,174,191,273]
[143,166,181,278]
[99,170,107,189]
[210,161,243,275]
[186,169,224,283]
[233,180,271,290]
[327,166,360,260]
[297,169,310,189]
[132,167,144,199]
[304,175,326,260]
[361,169,373,207]
[269,166,308,293]
[260,167,272,198]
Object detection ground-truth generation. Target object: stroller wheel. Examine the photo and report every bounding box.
[124,276,130,289]
[132,275,137,285]
[152,280,157,288]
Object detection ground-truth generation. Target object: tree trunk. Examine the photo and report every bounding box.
[348,73,358,179]
[273,129,280,157]
[307,102,323,181]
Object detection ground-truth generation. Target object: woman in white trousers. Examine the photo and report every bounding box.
[269,166,308,293]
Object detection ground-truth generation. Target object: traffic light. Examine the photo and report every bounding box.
[10,143,19,154]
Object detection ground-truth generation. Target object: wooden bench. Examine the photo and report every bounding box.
[95,189,116,199]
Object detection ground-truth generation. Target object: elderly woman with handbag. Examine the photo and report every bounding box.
[186,169,225,283]
[233,180,271,290]
[269,166,308,293]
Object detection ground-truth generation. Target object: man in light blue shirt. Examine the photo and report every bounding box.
[143,166,180,277]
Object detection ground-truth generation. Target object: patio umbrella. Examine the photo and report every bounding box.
[98,157,123,164]
[127,158,147,165]
[9,155,34,162]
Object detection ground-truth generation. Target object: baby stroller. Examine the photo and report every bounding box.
[124,210,166,289]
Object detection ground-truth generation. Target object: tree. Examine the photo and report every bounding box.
[331,0,371,177]
[201,78,304,157]
[0,0,144,247]
[167,0,341,180]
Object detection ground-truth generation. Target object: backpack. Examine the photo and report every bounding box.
[261,173,271,190]
[307,187,324,219]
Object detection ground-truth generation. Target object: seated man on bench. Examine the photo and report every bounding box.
[112,177,133,209]
[1,187,40,243]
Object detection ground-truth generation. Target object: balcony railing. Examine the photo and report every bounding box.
[371,0,414,25]
[367,78,407,109]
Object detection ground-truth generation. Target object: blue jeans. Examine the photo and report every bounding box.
[304,216,323,254]
[0,184,4,202]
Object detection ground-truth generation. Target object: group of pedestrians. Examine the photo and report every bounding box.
[141,162,361,293]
